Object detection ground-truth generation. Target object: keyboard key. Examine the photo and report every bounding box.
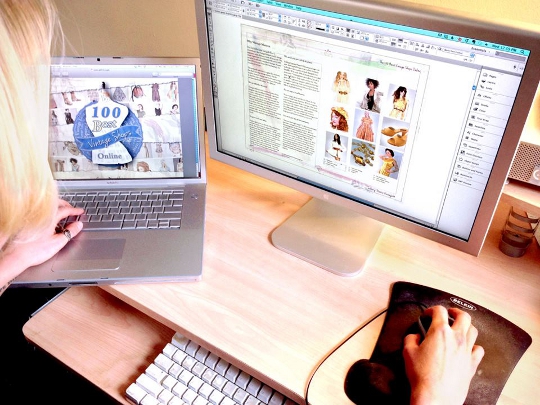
[212,374,227,391]
[172,381,188,398]
[188,375,204,392]
[233,388,251,404]
[192,361,207,378]
[123,220,137,229]
[126,382,147,404]
[214,359,229,376]
[162,375,178,391]
[222,381,238,399]
[179,369,194,386]
[169,397,186,405]
[257,384,274,403]
[182,388,198,404]
[205,352,220,369]
[221,397,236,405]
[169,361,184,379]
[145,363,167,384]
[148,220,159,229]
[209,390,225,405]
[157,388,175,404]
[201,368,217,384]
[154,353,174,372]
[172,333,190,350]
[268,392,284,405]
[185,341,200,357]
[199,382,214,399]
[163,343,177,359]
[141,395,159,405]
[173,350,188,365]
[182,355,197,371]
[246,378,262,396]
[136,373,163,398]
[81,221,123,230]
[158,213,181,221]
[225,364,240,382]
[195,346,210,363]
[164,206,182,213]
[193,397,208,405]
[136,220,148,228]
[246,396,263,405]
[236,371,251,390]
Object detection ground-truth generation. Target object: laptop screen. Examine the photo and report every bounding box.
[49,59,201,181]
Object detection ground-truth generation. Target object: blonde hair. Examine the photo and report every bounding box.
[0,0,60,243]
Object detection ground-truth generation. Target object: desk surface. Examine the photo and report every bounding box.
[24,155,540,405]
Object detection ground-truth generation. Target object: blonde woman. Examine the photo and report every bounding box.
[0,0,83,295]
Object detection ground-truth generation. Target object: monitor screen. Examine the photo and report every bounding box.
[196,0,540,274]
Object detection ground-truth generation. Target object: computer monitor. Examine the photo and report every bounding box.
[195,0,540,275]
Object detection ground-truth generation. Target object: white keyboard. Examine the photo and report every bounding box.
[126,332,299,405]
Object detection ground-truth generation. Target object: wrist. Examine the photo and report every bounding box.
[0,248,29,286]
[410,392,434,405]
[410,384,441,405]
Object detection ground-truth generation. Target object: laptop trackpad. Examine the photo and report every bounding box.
[52,238,125,272]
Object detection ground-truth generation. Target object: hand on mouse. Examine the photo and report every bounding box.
[403,305,485,405]
[0,198,83,291]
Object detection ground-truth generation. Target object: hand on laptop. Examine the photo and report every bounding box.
[403,305,484,405]
[0,199,84,289]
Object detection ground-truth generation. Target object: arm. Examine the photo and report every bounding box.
[0,199,84,295]
[403,306,484,405]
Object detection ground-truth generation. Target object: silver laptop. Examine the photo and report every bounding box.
[13,57,206,287]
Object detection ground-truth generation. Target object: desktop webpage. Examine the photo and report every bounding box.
[207,0,527,239]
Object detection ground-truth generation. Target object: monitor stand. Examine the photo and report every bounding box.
[270,198,384,276]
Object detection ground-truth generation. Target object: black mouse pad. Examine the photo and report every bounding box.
[344,281,532,405]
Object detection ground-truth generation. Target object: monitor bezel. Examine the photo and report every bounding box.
[196,0,540,255]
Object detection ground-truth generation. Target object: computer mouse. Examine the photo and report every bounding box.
[417,314,454,341]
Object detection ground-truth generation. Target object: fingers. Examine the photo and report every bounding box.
[55,198,84,242]
[465,320,479,346]
[55,221,83,248]
[424,306,484,356]
[403,333,421,362]
[404,332,421,348]
[448,307,472,331]
[55,198,84,223]
[471,344,485,369]
[425,305,450,330]
[64,220,83,239]
[57,198,71,208]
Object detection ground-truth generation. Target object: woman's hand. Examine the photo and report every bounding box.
[403,305,485,405]
[0,199,84,284]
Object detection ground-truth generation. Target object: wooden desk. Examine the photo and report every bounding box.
[23,156,540,405]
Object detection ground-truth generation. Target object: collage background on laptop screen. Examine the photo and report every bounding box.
[49,63,199,180]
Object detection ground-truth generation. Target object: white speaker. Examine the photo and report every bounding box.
[509,85,540,187]
[508,140,540,186]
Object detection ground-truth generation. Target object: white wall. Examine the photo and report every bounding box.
[53,0,199,57]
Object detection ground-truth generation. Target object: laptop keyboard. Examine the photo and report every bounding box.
[59,190,183,230]
[126,332,299,405]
